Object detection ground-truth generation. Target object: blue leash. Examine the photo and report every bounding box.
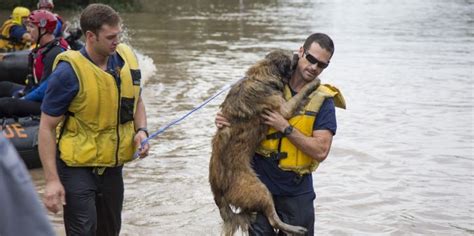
[133,77,243,159]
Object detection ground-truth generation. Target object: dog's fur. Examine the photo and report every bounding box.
[209,50,320,235]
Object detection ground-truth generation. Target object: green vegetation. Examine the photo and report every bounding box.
[0,0,141,11]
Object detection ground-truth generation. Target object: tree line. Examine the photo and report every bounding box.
[0,0,140,11]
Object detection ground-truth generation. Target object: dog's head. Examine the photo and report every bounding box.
[264,50,293,84]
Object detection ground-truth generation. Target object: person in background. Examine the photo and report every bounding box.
[37,0,67,38]
[37,0,84,50]
[0,134,55,236]
[0,6,32,52]
[215,33,346,235]
[0,10,69,118]
[38,3,150,235]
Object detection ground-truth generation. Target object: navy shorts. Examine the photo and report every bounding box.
[57,158,124,236]
[249,191,316,236]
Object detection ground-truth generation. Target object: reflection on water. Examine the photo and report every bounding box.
[18,0,474,235]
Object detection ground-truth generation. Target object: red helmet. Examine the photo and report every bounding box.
[29,10,57,34]
[37,0,54,10]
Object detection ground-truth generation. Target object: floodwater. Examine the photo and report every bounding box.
[3,0,474,235]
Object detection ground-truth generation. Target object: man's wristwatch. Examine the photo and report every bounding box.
[283,125,294,136]
[135,127,149,137]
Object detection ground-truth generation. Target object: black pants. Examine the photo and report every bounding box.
[0,81,24,97]
[57,158,124,236]
[249,192,316,236]
[0,97,41,117]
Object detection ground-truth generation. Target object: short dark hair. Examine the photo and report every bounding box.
[303,33,335,57]
[80,3,121,36]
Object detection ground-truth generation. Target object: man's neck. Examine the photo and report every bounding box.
[85,44,108,70]
[289,73,306,92]
[39,34,55,48]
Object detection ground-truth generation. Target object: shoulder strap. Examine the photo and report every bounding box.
[320,84,346,109]
[116,43,139,69]
[52,50,80,70]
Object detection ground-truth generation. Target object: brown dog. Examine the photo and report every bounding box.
[209,50,320,235]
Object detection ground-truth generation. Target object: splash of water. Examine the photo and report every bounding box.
[64,15,157,85]
[134,51,157,85]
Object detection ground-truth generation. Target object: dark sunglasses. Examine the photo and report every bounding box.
[304,51,329,69]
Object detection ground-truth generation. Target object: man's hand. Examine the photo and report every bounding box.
[134,131,150,158]
[43,179,65,214]
[215,111,231,129]
[262,110,290,132]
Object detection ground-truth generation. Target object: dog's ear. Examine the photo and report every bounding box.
[265,50,292,84]
[291,53,299,71]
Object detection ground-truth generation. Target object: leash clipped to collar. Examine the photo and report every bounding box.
[132,77,244,159]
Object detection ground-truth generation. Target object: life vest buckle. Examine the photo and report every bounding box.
[93,167,106,175]
[269,152,287,161]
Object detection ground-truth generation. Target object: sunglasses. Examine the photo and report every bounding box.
[304,51,329,69]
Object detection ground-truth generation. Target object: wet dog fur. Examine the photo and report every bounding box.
[209,50,320,235]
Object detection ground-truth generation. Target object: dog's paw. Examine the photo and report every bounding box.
[282,225,307,236]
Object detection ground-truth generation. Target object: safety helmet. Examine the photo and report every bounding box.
[37,0,54,10]
[29,10,57,34]
[11,7,31,25]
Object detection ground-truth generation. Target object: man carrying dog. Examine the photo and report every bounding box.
[38,4,150,235]
[216,33,345,235]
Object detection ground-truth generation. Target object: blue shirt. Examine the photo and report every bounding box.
[53,20,62,38]
[252,88,337,197]
[41,48,124,116]
[9,25,27,42]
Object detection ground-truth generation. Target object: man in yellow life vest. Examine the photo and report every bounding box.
[37,4,150,235]
[216,33,346,235]
[0,6,32,52]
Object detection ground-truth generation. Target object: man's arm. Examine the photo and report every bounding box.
[38,112,65,213]
[261,110,333,162]
[23,81,47,101]
[133,96,149,158]
[285,128,332,162]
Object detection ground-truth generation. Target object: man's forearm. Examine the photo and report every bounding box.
[38,122,60,182]
[286,129,333,162]
[134,96,147,129]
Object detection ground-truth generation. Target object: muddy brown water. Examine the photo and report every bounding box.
[1,0,473,234]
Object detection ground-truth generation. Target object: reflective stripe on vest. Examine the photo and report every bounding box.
[256,84,346,175]
[53,43,141,167]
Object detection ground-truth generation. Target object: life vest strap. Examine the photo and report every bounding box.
[266,132,284,140]
[270,152,288,161]
[256,147,288,160]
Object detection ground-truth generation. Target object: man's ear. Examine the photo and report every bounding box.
[298,46,304,57]
[85,30,95,41]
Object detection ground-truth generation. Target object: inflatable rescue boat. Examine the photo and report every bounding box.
[1,116,41,169]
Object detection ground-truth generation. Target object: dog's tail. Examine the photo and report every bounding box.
[219,201,252,236]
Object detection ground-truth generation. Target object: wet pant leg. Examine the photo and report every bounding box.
[57,159,124,236]
[249,191,316,236]
[96,166,124,236]
[58,159,98,236]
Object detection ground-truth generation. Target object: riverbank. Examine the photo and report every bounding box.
[0,0,139,11]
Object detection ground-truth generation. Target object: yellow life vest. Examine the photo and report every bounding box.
[256,84,346,175]
[53,43,141,167]
[0,20,30,52]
